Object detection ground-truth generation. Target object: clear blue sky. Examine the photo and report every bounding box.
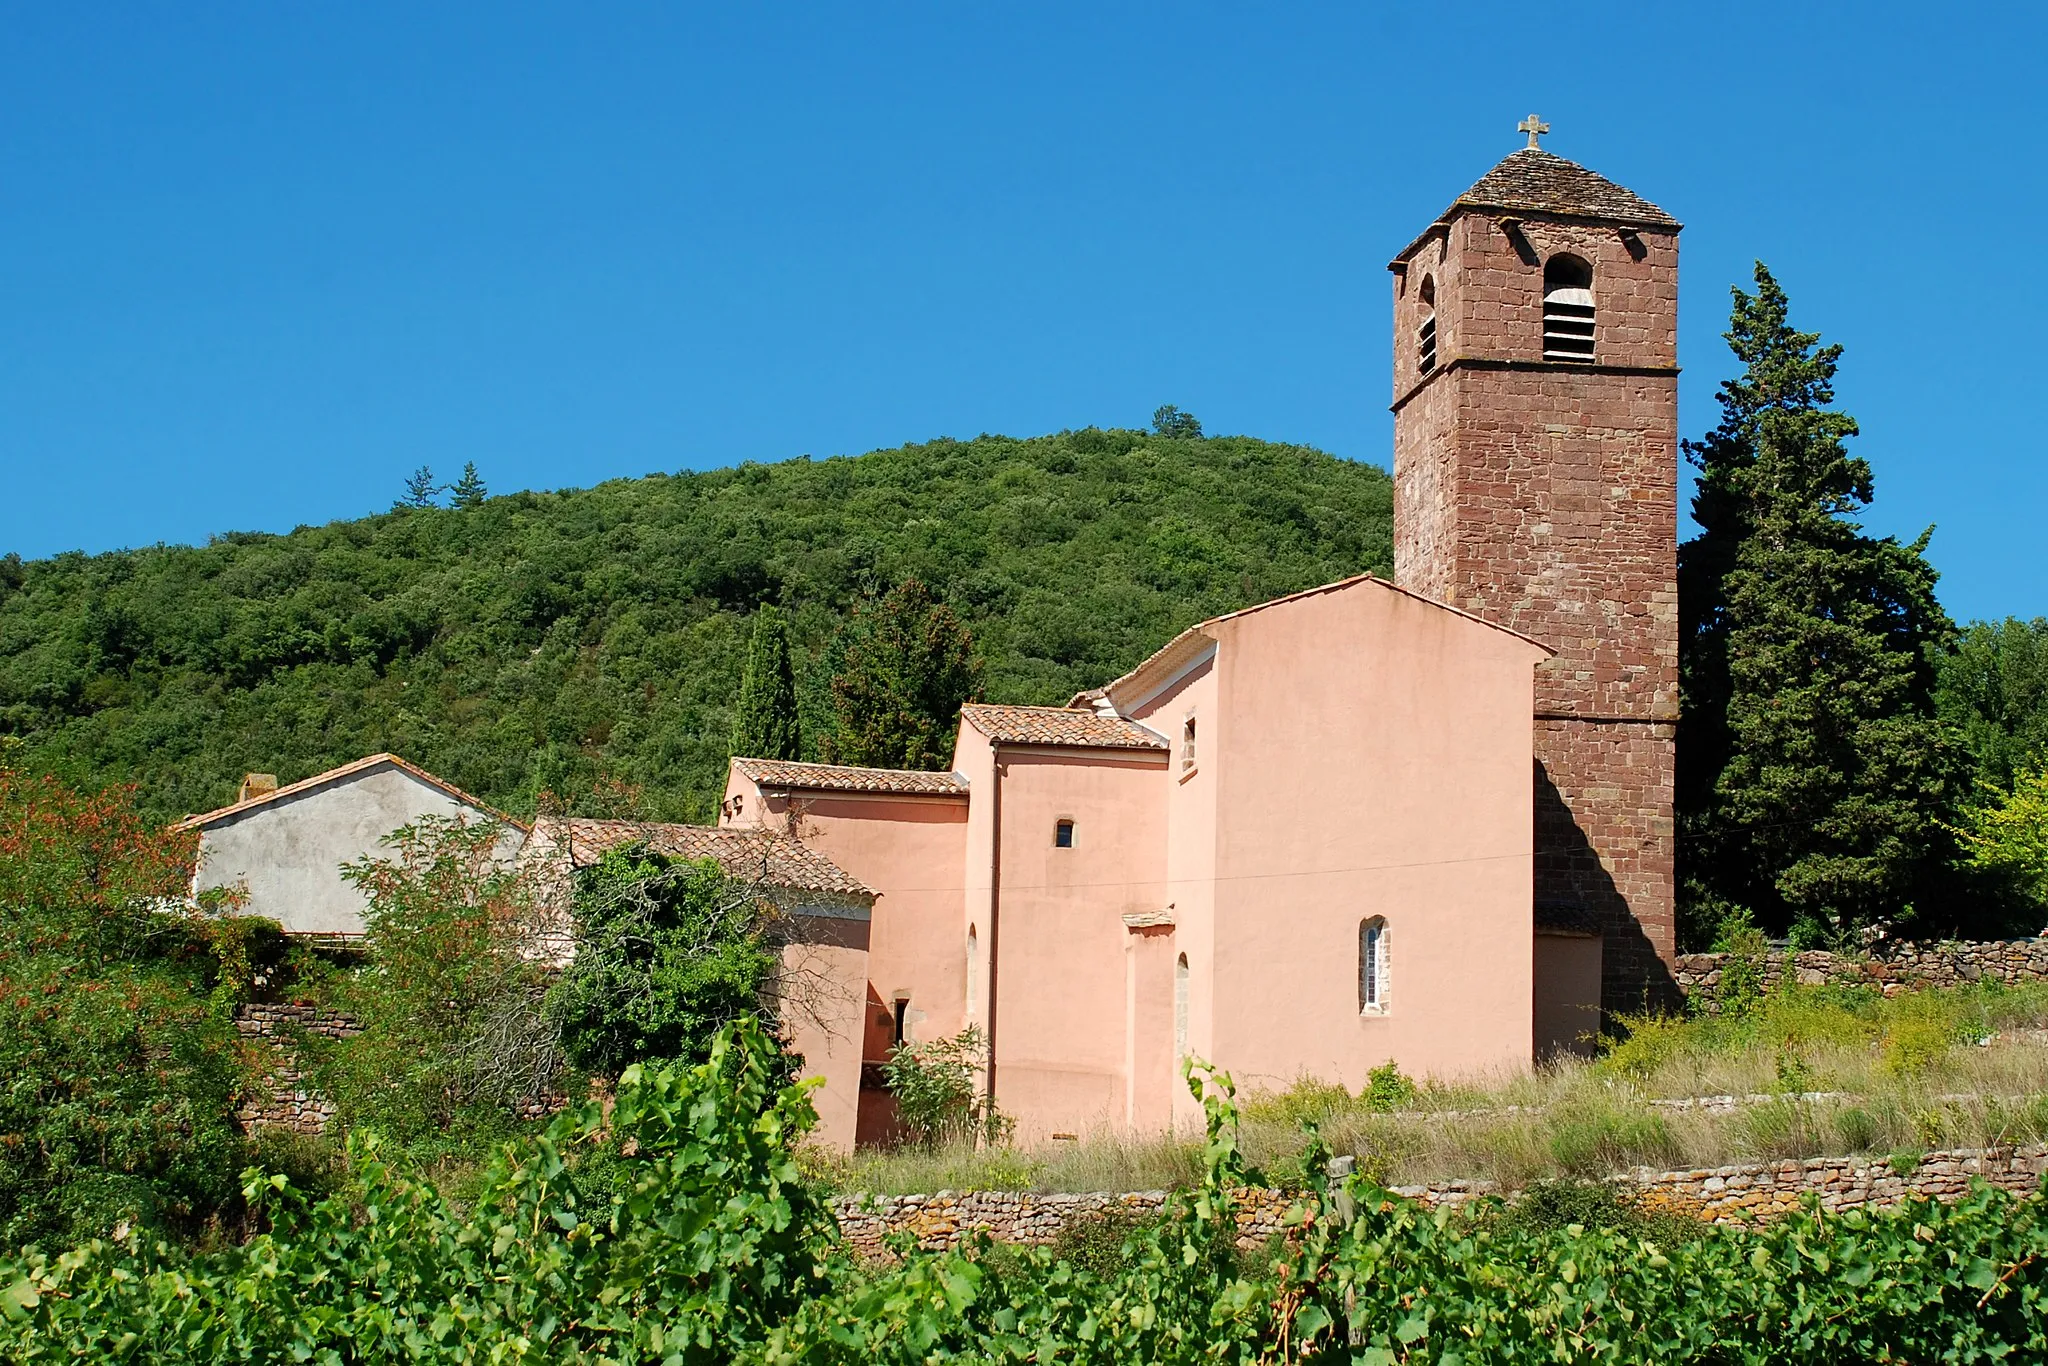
[2,3,2041,624]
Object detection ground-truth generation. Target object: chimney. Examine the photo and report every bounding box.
[238,773,279,803]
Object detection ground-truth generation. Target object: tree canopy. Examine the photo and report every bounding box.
[0,429,1393,824]
[1938,617,2048,792]
[730,605,802,762]
[1677,264,1960,944]
[822,578,980,771]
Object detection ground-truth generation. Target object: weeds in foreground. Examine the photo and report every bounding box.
[827,981,2048,1196]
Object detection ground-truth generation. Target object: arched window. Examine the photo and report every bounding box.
[1054,819,1075,848]
[1359,918,1389,1013]
[1542,255,1595,362]
[1174,954,1190,1058]
[966,925,979,1019]
[1416,276,1438,375]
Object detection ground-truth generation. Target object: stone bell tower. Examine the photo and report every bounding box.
[1390,120,1681,1009]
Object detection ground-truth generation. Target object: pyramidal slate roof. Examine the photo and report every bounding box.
[1447,148,1677,228]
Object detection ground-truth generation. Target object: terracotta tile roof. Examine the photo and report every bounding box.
[731,756,967,796]
[529,816,874,898]
[960,703,1166,751]
[173,753,522,832]
[1450,149,1677,228]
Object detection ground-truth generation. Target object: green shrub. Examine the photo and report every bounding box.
[1736,1097,1824,1161]
[880,1026,1009,1149]
[11,1025,2048,1362]
[1834,1106,1880,1152]
[1243,1074,1352,1127]
[1047,1203,1160,1279]
[1547,1108,1681,1175]
[1881,991,1966,1076]
[0,768,251,1250]
[1597,1012,1691,1082]
[1361,1060,1418,1113]
[546,841,779,1077]
[308,817,563,1160]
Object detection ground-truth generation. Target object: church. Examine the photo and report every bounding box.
[717,127,1683,1149]
[181,129,1678,1153]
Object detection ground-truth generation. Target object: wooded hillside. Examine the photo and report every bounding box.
[0,429,1393,824]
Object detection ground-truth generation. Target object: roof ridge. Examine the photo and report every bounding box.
[731,756,969,795]
[173,753,523,832]
[960,702,1168,751]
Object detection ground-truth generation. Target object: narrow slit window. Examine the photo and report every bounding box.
[1542,255,1595,361]
[1416,276,1438,375]
[1055,819,1075,848]
[1359,919,1389,1013]
[966,927,979,1019]
[1174,954,1190,1059]
[1181,715,1197,774]
[892,997,910,1046]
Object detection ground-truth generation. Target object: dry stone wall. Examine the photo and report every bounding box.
[1675,939,2048,1005]
[235,1001,360,1133]
[829,1143,2048,1258]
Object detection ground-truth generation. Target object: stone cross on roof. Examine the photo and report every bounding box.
[1517,113,1550,150]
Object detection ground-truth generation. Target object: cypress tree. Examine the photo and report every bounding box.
[1678,264,1958,945]
[730,605,802,761]
[823,578,981,771]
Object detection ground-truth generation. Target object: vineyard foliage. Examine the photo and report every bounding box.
[7,1019,2048,1364]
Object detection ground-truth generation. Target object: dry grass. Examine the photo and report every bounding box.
[818,980,2048,1196]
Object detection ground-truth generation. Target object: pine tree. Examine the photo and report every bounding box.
[823,579,981,771]
[397,465,441,510]
[449,462,488,509]
[1151,405,1203,440]
[1677,264,1958,944]
[730,605,802,761]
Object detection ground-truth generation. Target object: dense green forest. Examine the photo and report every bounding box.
[0,429,1393,825]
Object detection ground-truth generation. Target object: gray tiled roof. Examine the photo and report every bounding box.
[1451,149,1677,228]
[732,757,967,795]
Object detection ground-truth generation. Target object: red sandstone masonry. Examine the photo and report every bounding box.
[1392,172,1680,1011]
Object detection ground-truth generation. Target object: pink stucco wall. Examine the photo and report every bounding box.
[1124,653,1218,1134]
[970,742,1167,1140]
[720,771,972,1150]
[726,574,1551,1149]
[1199,581,1546,1090]
[776,915,872,1151]
[723,784,971,1049]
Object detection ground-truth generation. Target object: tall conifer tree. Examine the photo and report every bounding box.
[823,579,981,771]
[1678,264,1957,944]
[730,605,802,761]
[449,462,489,509]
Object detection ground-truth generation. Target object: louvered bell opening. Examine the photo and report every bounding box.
[1417,315,1437,375]
[1542,285,1595,362]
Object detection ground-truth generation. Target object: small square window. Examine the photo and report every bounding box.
[1054,819,1075,848]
